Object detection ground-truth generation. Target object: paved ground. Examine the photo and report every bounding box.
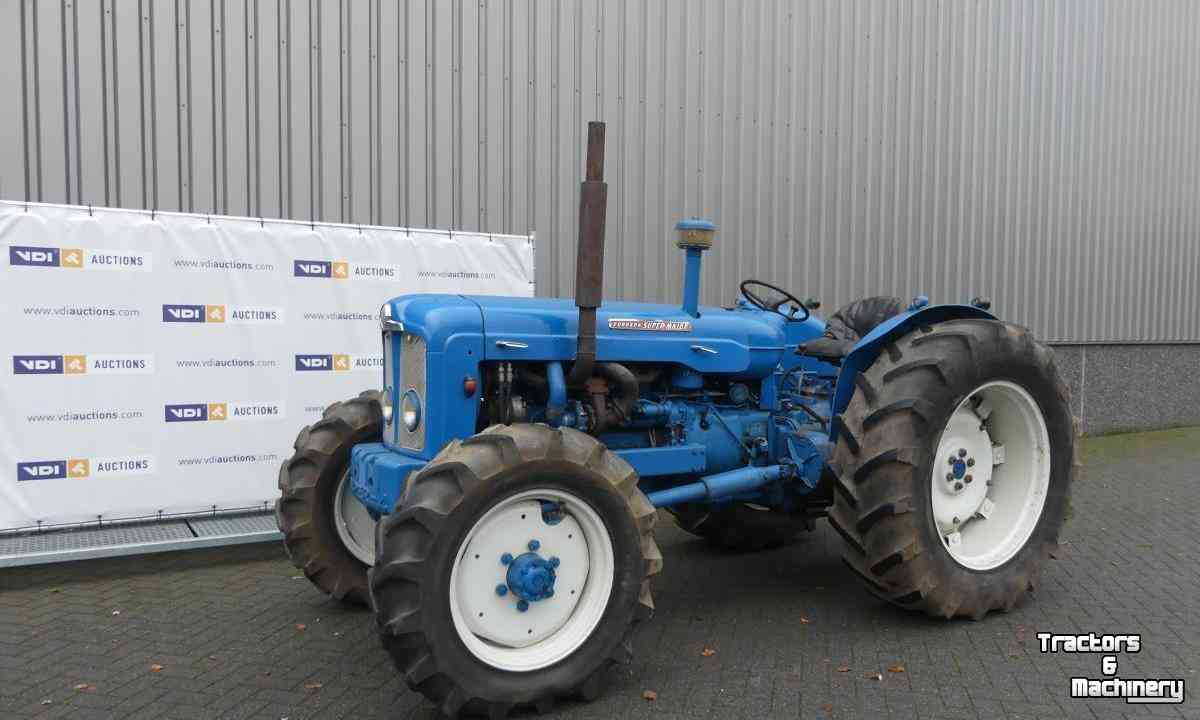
[2,428,1198,720]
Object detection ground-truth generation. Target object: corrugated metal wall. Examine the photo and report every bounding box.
[3,1,1199,343]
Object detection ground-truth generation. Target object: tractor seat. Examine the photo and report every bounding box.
[798,296,905,363]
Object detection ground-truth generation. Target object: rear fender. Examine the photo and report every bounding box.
[829,304,996,440]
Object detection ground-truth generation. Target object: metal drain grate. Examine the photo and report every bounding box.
[189,512,279,538]
[0,511,281,568]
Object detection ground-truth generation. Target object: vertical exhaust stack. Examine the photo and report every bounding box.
[567,122,608,386]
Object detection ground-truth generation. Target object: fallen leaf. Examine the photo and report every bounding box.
[819,703,833,713]
[886,664,905,674]
[150,664,164,673]
[49,588,60,594]
[799,616,812,625]
[73,683,96,692]
[40,699,52,705]
[864,672,883,681]
[835,665,850,673]
[111,610,120,616]
[262,671,273,677]
[641,690,657,701]
[291,575,305,580]
[303,680,323,690]
[295,623,307,632]
[208,656,218,661]
[701,648,716,657]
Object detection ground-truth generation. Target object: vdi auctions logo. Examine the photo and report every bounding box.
[293,353,381,372]
[9,245,82,268]
[162,304,227,323]
[16,455,153,481]
[294,259,349,279]
[16,460,73,480]
[12,354,151,375]
[293,258,397,280]
[8,245,150,270]
[295,354,351,372]
[164,403,227,422]
[161,304,282,324]
[164,401,283,422]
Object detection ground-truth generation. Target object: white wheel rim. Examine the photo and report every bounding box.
[930,380,1051,571]
[334,471,377,566]
[449,488,614,673]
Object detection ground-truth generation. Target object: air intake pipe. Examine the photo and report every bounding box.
[566,122,608,386]
[675,218,716,318]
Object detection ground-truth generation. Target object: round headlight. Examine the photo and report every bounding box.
[381,387,394,425]
[401,388,422,432]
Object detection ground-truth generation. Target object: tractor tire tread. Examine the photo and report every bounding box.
[829,319,1075,620]
[275,390,382,606]
[371,424,659,717]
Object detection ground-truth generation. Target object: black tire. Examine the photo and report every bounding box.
[668,502,811,551]
[276,390,382,606]
[370,424,661,717]
[827,319,1076,620]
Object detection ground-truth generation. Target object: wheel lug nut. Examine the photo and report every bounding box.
[945,473,955,481]
[954,482,963,491]
[528,539,540,552]
[948,456,957,465]
[495,584,508,597]
[965,475,973,484]
[501,553,513,565]
[966,458,975,467]
[549,556,560,568]
[958,448,967,458]
[516,599,529,612]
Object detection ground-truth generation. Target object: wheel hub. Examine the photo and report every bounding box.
[452,497,595,651]
[933,427,992,525]
[505,550,559,602]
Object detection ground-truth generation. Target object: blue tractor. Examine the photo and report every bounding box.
[276,123,1075,717]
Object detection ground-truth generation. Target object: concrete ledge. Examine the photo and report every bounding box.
[1051,343,1200,435]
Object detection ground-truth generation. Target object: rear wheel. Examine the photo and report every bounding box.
[828,320,1075,619]
[276,390,382,606]
[669,502,811,551]
[370,424,661,717]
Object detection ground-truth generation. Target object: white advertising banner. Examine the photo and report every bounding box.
[0,201,534,531]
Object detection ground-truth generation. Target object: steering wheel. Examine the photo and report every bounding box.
[739,280,811,321]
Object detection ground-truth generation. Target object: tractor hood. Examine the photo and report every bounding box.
[465,295,804,378]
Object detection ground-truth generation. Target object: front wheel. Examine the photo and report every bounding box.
[828,320,1075,619]
[276,390,382,605]
[370,424,661,717]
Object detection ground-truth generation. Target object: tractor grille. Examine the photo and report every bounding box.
[382,332,396,440]
[398,332,427,451]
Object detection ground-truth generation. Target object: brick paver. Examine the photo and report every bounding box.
[2,428,1198,719]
